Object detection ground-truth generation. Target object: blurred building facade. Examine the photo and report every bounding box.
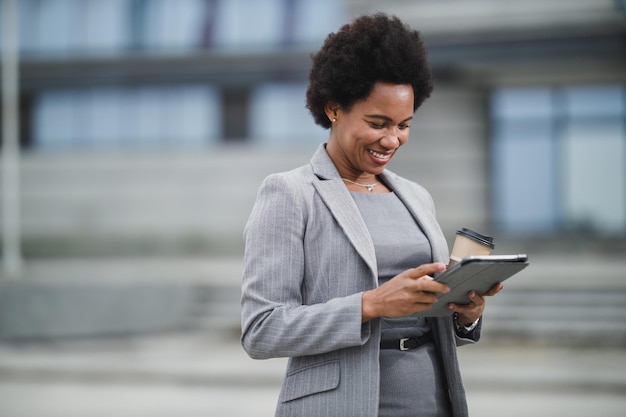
[2,0,626,254]
[1,0,625,342]
[4,0,625,256]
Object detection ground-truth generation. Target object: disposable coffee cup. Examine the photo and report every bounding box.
[448,228,495,267]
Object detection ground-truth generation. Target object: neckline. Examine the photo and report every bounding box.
[349,190,395,197]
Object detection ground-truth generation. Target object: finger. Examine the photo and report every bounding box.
[448,301,482,318]
[412,292,440,305]
[409,262,447,279]
[467,291,485,307]
[411,278,450,295]
[448,303,471,315]
[448,291,482,310]
[410,302,439,314]
[481,282,504,297]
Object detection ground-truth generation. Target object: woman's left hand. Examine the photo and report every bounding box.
[448,282,504,325]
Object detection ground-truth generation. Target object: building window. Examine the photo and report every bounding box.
[249,82,326,145]
[18,0,345,55]
[491,84,626,236]
[33,85,221,149]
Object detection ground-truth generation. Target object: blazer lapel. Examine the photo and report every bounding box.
[310,145,378,277]
[380,171,450,264]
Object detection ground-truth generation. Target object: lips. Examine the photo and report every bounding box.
[368,149,392,162]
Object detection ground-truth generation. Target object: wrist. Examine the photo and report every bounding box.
[454,313,480,333]
[361,290,379,323]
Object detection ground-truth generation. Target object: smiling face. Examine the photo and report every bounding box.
[325,82,414,183]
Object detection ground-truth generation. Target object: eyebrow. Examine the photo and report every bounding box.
[365,114,413,124]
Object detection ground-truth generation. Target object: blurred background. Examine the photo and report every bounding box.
[0,0,625,416]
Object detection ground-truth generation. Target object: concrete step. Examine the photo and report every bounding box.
[186,284,242,336]
[482,288,626,346]
[1,256,625,346]
[0,257,243,341]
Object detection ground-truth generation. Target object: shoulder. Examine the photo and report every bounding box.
[251,163,315,214]
[258,163,315,197]
[245,164,315,239]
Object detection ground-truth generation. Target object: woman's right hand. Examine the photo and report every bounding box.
[361,263,450,323]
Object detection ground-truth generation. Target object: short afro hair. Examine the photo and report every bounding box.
[306,13,433,129]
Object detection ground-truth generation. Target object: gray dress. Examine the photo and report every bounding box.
[351,191,452,417]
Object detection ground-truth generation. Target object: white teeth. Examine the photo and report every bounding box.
[369,149,390,160]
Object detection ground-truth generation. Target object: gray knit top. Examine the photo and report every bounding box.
[351,191,452,417]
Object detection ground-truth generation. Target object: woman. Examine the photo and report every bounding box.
[241,13,502,417]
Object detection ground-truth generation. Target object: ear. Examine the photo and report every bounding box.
[324,102,340,123]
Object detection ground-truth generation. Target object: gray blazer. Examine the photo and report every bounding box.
[241,144,478,417]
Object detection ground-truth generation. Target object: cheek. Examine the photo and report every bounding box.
[358,127,383,142]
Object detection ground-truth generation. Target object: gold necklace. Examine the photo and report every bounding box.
[342,177,379,192]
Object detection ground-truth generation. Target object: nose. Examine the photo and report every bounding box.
[380,128,401,149]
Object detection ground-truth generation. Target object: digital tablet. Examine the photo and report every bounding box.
[418,254,529,317]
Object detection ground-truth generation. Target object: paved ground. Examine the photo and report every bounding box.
[1,253,624,416]
[0,333,624,417]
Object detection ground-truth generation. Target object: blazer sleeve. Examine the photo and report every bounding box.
[241,173,369,360]
[454,318,482,346]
